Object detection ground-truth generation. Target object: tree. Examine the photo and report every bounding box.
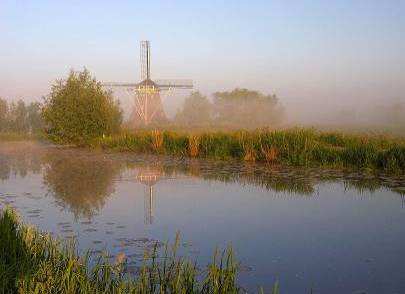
[0,98,7,132]
[213,88,284,128]
[42,69,122,143]
[8,100,28,133]
[26,102,43,133]
[175,91,212,126]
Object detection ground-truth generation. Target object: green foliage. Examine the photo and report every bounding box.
[0,98,43,134]
[42,69,122,144]
[213,88,284,128]
[172,88,284,129]
[0,207,249,293]
[175,91,212,126]
[26,102,44,132]
[0,98,7,131]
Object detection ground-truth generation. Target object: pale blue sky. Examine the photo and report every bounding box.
[1,0,404,119]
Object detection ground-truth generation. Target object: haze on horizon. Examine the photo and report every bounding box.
[1,0,404,126]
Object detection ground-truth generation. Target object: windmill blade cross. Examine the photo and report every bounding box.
[102,82,138,88]
[155,79,193,90]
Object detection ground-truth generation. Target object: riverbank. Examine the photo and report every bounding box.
[3,128,405,173]
[0,207,264,293]
[91,128,405,173]
[0,132,44,142]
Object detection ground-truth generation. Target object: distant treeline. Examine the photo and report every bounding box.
[173,89,284,129]
[0,98,43,134]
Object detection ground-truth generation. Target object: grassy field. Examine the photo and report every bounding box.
[91,128,405,173]
[0,207,278,294]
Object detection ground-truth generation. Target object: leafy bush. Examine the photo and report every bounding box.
[42,69,122,144]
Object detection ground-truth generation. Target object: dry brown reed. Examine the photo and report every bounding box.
[188,135,200,157]
[243,143,257,162]
[261,145,279,164]
[151,129,164,152]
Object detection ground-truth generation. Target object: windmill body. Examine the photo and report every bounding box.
[103,41,193,127]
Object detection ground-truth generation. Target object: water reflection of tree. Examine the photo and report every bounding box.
[0,157,11,180]
[158,160,315,195]
[43,151,122,218]
[137,157,405,198]
[0,143,42,180]
[2,142,404,217]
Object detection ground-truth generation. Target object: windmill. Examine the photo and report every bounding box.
[103,41,193,126]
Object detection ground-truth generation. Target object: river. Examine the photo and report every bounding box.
[0,141,404,293]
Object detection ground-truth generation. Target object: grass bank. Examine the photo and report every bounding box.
[91,128,405,173]
[0,207,276,293]
[0,132,44,142]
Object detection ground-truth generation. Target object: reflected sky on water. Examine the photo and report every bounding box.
[1,141,405,293]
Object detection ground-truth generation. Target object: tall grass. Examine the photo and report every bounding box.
[92,128,405,173]
[0,207,254,293]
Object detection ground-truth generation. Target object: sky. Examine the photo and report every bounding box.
[1,0,404,121]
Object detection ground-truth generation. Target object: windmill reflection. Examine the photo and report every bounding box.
[135,165,170,225]
[2,142,405,220]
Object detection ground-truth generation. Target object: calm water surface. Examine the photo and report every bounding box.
[1,141,405,293]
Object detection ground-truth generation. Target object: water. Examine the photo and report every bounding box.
[1,141,405,293]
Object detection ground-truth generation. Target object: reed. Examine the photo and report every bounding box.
[151,129,164,153]
[0,207,254,293]
[261,145,279,164]
[90,128,405,172]
[188,135,200,157]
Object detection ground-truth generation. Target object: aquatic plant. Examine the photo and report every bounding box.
[0,207,251,293]
[89,128,405,172]
[151,129,164,153]
[188,135,200,157]
[260,145,278,164]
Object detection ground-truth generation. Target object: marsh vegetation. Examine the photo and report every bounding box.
[0,207,251,294]
[94,128,405,172]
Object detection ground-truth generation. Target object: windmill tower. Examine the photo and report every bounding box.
[103,41,193,127]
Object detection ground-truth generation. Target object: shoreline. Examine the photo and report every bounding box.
[0,207,257,293]
[2,128,405,173]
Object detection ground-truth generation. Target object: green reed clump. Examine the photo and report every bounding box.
[162,131,188,155]
[377,145,405,171]
[199,132,244,159]
[92,128,405,172]
[0,207,247,293]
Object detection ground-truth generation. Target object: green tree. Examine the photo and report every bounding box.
[0,98,8,132]
[26,102,43,133]
[213,88,284,128]
[8,100,29,133]
[175,91,212,126]
[42,69,122,143]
